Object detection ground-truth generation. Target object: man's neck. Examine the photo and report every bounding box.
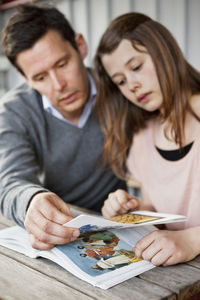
[41,71,96,127]
[61,108,84,125]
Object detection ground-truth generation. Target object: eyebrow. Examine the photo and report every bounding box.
[111,57,136,80]
[31,54,69,80]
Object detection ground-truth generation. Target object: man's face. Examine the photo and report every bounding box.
[16,30,89,123]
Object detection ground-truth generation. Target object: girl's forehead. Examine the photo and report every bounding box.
[102,40,146,72]
[103,39,146,60]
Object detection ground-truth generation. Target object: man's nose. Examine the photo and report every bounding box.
[51,72,66,91]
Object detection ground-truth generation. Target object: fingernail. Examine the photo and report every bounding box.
[73,230,80,237]
[70,230,80,242]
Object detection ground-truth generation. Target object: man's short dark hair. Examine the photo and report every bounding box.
[1,3,77,74]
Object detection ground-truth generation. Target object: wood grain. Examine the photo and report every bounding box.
[0,211,199,300]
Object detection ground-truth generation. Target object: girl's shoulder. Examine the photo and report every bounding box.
[133,119,154,144]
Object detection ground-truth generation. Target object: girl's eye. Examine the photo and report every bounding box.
[117,79,126,86]
[133,64,142,71]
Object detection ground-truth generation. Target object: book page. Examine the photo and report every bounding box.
[52,225,156,288]
[0,224,156,289]
[0,226,38,258]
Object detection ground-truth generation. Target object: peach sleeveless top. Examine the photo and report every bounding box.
[127,121,200,230]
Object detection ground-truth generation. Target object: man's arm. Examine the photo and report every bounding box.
[0,94,80,248]
[0,103,48,226]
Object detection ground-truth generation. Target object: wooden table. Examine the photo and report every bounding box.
[0,212,200,300]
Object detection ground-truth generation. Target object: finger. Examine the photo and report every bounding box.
[41,207,73,225]
[151,249,172,266]
[30,193,72,225]
[162,255,175,266]
[126,198,140,210]
[118,207,130,214]
[38,200,72,225]
[102,206,116,219]
[115,189,131,206]
[28,220,80,245]
[102,190,132,218]
[39,212,79,238]
[29,233,55,250]
[114,192,139,214]
[102,198,118,218]
[25,206,70,237]
[161,247,182,266]
[52,196,72,217]
[25,208,80,242]
[140,242,162,262]
[24,206,42,233]
[136,231,174,266]
[121,198,139,212]
[134,231,157,257]
[108,193,123,212]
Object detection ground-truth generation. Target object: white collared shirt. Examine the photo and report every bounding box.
[42,72,96,128]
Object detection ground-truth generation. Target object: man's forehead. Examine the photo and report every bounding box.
[16,31,74,78]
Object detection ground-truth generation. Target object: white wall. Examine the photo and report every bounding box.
[55,0,200,71]
[1,0,200,92]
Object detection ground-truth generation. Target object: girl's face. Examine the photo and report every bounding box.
[102,39,163,112]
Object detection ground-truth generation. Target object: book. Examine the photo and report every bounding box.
[66,210,186,231]
[0,210,186,289]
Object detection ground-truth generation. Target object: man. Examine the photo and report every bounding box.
[0,4,125,250]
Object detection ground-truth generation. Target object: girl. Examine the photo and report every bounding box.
[94,12,200,267]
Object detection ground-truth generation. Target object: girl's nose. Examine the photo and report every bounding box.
[128,79,141,92]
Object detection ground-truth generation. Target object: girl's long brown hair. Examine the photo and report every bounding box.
[94,12,200,179]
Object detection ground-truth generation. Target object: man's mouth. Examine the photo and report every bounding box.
[59,91,78,104]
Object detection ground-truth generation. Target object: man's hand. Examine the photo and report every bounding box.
[24,192,80,250]
[133,228,200,266]
[102,189,139,219]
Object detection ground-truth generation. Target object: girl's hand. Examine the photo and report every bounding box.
[102,189,139,219]
[133,228,200,266]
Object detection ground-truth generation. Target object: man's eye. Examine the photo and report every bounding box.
[35,76,45,82]
[58,62,67,68]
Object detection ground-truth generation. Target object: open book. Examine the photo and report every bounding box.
[0,210,186,289]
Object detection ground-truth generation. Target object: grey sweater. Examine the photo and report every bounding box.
[0,83,125,226]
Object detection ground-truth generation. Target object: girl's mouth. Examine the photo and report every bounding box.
[137,92,151,103]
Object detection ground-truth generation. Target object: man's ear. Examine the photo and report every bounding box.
[75,34,88,60]
[20,73,32,86]
[15,59,29,85]
[21,73,28,83]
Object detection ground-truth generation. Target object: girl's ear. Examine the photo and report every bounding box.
[75,34,88,60]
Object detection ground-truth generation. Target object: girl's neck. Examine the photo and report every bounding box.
[154,93,200,150]
[153,119,179,150]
